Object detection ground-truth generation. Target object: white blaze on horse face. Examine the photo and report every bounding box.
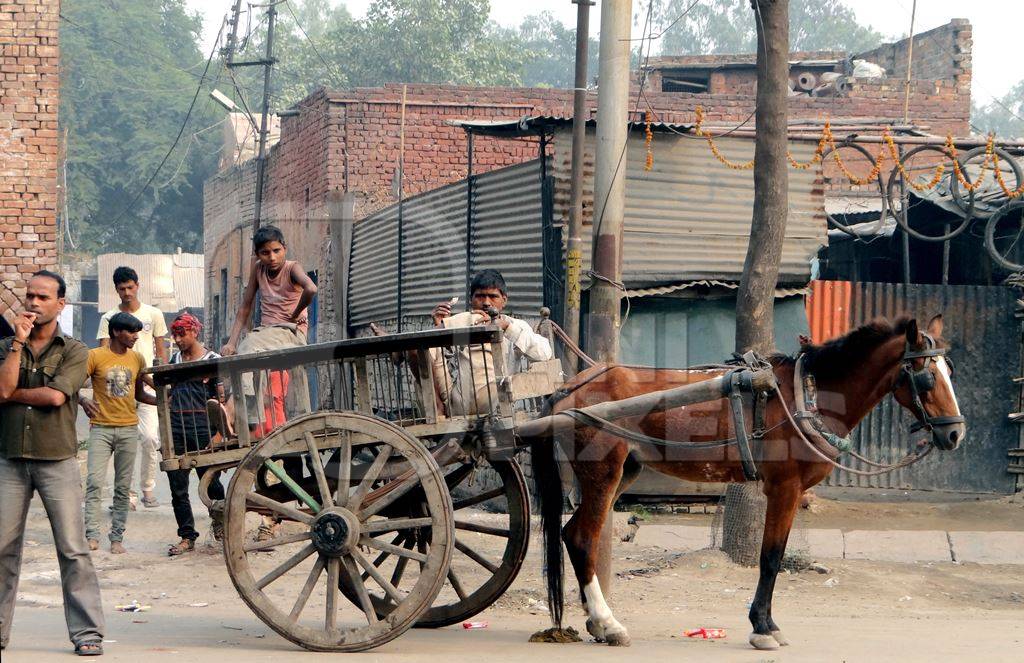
[934,357,961,416]
[583,576,627,639]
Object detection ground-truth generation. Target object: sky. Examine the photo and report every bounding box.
[185,1,1022,106]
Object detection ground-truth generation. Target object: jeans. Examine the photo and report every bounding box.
[84,425,139,543]
[135,401,160,494]
[0,455,105,647]
[168,428,224,541]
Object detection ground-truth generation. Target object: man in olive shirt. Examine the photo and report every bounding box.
[0,271,106,656]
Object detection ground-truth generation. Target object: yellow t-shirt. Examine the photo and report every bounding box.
[87,347,146,427]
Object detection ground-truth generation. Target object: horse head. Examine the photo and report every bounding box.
[891,315,966,451]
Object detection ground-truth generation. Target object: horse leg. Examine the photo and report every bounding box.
[748,479,801,651]
[562,442,631,646]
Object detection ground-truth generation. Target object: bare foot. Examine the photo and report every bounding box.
[88,539,99,551]
[110,541,126,554]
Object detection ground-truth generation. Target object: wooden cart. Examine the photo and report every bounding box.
[150,326,561,652]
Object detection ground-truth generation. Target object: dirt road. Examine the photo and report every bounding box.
[5,492,1024,662]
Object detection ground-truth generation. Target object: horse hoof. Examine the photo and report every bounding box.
[604,630,631,647]
[585,619,605,643]
[771,630,790,647]
[749,633,781,651]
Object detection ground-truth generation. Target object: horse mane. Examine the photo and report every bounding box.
[772,317,912,380]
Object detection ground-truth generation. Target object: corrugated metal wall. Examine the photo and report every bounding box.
[348,161,544,328]
[810,281,1020,493]
[550,127,826,287]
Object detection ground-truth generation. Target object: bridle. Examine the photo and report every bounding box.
[896,333,965,434]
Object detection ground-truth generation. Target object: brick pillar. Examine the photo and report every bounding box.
[0,0,60,318]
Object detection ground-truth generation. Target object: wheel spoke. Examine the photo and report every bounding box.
[289,556,325,621]
[352,549,405,603]
[243,530,312,553]
[335,431,352,507]
[341,556,377,625]
[325,557,340,631]
[362,533,404,581]
[452,487,504,511]
[262,459,321,513]
[391,552,410,588]
[361,535,428,563]
[246,492,314,525]
[304,432,333,510]
[447,568,468,601]
[362,516,433,534]
[359,471,421,519]
[455,520,510,538]
[443,463,475,490]
[454,538,499,574]
[255,543,317,590]
[349,444,392,510]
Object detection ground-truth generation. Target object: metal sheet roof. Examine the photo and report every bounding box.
[97,252,204,313]
[551,126,827,287]
[450,116,693,138]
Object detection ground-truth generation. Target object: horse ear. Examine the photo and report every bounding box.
[926,314,944,338]
[905,318,920,345]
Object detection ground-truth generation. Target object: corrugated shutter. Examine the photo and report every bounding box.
[471,160,545,315]
[348,161,544,327]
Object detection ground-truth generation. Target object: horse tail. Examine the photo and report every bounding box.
[528,396,565,628]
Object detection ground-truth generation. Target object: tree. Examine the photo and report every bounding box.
[654,0,884,55]
[972,80,1024,139]
[60,0,221,254]
[511,12,599,89]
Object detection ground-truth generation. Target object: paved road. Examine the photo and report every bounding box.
[5,602,1024,662]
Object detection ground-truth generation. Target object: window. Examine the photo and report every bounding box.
[661,70,710,93]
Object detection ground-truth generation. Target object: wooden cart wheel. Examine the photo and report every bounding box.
[223,412,454,652]
[415,457,530,627]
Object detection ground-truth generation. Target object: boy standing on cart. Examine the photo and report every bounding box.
[219,225,318,431]
[165,313,226,556]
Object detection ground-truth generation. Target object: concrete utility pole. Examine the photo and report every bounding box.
[588,0,632,599]
[564,0,594,373]
[589,0,631,365]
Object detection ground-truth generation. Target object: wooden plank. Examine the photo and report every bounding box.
[354,358,372,414]
[230,371,251,448]
[154,385,175,460]
[415,349,438,423]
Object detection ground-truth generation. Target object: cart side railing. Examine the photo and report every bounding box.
[149,326,524,471]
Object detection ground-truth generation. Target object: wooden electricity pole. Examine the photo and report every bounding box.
[724,0,790,567]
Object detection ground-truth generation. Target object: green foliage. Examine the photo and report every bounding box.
[972,80,1024,139]
[654,0,886,55]
[60,0,221,254]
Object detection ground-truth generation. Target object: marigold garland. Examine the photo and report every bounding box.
[644,111,654,171]
[689,105,1023,198]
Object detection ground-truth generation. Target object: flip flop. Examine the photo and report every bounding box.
[74,641,103,656]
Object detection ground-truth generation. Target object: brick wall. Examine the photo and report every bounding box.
[856,19,971,94]
[0,0,59,324]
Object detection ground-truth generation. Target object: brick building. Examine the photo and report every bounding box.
[204,20,973,345]
[0,0,59,326]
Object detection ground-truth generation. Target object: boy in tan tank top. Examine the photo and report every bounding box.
[220,226,318,432]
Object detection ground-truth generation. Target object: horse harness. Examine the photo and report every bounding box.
[896,333,965,434]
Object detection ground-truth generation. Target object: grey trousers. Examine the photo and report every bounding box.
[84,425,139,543]
[0,455,105,647]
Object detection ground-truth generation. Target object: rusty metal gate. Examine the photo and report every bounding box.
[807,281,1020,494]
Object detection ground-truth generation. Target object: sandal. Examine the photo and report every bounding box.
[75,640,103,656]
[141,495,160,508]
[168,538,196,556]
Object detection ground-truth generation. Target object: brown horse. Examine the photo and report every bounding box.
[529,315,965,650]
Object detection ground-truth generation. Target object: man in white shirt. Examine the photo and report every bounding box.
[429,269,553,416]
[97,266,167,508]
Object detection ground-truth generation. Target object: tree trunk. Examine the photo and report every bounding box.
[723,0,789,567]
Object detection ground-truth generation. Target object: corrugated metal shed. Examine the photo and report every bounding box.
[348,161,544,327]
[550,126,826,287]
[97,252,204,313]
[808,280,1020,493]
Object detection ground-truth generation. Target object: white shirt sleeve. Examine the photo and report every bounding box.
[150,306,168,337]
[96,311,113,340]
[503,317,553,361]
